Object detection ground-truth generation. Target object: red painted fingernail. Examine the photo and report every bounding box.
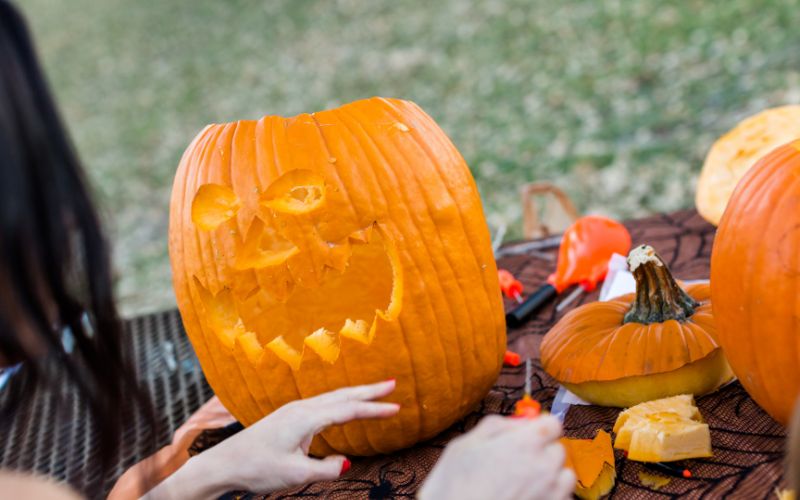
[682,469,692,479]
[340,458,351,476]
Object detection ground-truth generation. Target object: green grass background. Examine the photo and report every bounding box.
[19,0,800,314]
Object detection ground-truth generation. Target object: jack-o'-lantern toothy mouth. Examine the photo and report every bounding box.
[190,172,402,370]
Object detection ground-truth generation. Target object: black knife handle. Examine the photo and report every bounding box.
[505,284,557,328]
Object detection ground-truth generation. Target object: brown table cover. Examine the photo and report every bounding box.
[195,210,788,499]
[0,210,789,499]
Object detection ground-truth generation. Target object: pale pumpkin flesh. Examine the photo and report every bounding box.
[613,394,712,462]
[564,349,732,409]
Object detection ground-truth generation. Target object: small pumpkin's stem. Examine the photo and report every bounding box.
[623,245,699,324]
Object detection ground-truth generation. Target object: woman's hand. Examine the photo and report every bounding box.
[418,414,575,500]
[145,379,399,499]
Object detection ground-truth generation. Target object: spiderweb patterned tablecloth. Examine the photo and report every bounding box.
[0,210,787,499]
[194,209,788,500]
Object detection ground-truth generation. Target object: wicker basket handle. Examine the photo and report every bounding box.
[521,182,579,240]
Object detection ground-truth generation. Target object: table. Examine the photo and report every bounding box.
[0,210,788,498]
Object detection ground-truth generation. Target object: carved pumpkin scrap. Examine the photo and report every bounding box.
[541,245,733,408]
[168,97,506,455]
[561,430,616,500]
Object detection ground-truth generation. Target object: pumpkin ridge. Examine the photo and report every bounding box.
[327,107,426,445]
[332,106,433,444]
[742,163,800,416]
[259,115,316,430]
[411,101,507,373]
[373,104,479,411]
[172,125,227,411]
[196,124,261,424]
[282,114,372,453]
[216,121,269,424]
[336,105,454,438]
[231,121,279,417]
[711,141,800,423]
[736,158,794,417]
[391,100,501,386]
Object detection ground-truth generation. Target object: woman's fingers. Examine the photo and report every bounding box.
[310,379,396,405]
[496,415,563,450]
[470,414,520,438]
[297,455,350,483]
[310,401,400,431]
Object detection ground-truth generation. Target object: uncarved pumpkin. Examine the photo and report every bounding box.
[711,139,800,426]
[168,97,506,455]
[541,245,733,407]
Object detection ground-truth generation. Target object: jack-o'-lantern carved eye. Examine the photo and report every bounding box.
[261,169,325,214]
[191,184,240,231]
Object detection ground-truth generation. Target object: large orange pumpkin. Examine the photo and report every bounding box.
[711,139,800,425]
[541,245,732,407]
[168,97,506,455]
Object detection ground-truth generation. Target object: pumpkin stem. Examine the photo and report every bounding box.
[623,245,699,324]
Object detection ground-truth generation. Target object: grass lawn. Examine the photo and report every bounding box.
[20,0,800,314]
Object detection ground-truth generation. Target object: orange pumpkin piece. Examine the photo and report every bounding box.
[711,139,800,426]
[561,430,616,500]
[168,97,506,456]
[541,245,733,408]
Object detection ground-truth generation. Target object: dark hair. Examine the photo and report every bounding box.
[0,0,154,489]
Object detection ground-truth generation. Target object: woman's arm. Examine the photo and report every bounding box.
[143,380,398,499]
[0,471,82,500]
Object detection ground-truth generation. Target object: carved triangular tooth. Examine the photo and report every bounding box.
[325,238,352,272]
[265,336,303,371]
[347,225,374,244]
[304,328,341,364]
[339,318,371,344]
[236,331,266,365]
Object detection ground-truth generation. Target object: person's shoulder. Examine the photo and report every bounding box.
[0,470,83,499]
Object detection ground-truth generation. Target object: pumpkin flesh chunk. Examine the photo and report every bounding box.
[613,394,712,462]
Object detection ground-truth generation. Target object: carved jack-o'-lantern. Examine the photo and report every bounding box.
[168,97,506,455]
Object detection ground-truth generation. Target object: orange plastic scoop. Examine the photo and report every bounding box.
[506,215,631,327]
[547,215,632,293]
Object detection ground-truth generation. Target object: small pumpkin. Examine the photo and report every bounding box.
[695,105,800,226]
[168,97,506,455]
[541,245,733,407]
[711,139,800,426]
